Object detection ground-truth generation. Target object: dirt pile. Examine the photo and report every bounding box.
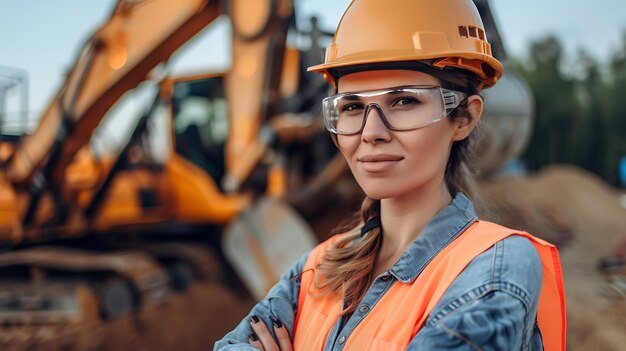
[0,283,254,351]
[480,164,626,350]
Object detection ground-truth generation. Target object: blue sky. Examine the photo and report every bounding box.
[1,0,625,117]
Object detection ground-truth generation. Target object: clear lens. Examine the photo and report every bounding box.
[322,86,466,135]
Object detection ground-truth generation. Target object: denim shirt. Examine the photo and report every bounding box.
[214,193,544,350]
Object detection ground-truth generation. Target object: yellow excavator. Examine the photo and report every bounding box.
[0,0,335,323]
[0,0,536,327]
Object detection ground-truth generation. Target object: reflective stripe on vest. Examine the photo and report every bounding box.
[293,220,566,351]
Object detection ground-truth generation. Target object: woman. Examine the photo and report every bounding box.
[215,0,566,350]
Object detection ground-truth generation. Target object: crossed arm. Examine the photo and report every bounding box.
[213,252,308,351]
[214,237,542,351]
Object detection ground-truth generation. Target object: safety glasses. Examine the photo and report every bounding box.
[321,85,467,135]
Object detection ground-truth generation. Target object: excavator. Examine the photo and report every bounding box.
[0,0,535,331]
[0,0,332,323]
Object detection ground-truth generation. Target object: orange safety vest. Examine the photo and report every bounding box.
[293,220,566,351]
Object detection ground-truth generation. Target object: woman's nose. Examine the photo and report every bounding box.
[361,107,391,143]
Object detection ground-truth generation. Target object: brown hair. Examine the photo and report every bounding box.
[315,68,482,314]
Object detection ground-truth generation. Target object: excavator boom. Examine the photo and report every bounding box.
[5,0,219,192]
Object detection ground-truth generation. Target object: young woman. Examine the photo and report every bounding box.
[215,0,566,350]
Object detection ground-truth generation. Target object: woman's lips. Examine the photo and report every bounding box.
[357,154,404,172]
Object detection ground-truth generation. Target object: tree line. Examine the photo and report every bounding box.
[512,33,626,186]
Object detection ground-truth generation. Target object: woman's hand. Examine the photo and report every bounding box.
[248,315,293,351]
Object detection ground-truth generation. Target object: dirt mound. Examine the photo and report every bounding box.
[0,283,254,351]
[481,164,626,350]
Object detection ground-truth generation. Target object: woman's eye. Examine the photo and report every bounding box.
[392,97,419,107]
[341,103,364,113]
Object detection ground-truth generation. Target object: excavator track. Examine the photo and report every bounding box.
[0,246,170,324]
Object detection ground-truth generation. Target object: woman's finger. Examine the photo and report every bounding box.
[270,316,293,351]
[249,315,279,351]
[248,333,264,350]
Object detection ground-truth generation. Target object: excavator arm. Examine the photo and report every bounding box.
[5,0,220,224]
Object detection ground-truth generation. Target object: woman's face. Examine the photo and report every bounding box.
[335,69,480,200]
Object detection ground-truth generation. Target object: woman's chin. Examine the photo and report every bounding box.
[361,188,401,200]
[355,178,404,200]
[359,179,432,201]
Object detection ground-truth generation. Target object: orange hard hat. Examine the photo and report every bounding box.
[308,0,504,89]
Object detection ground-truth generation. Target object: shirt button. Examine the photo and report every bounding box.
[381,275,390,281]
[338,336,346,345]
[359,304,370,313]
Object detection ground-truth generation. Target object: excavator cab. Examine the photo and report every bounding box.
[171,74,228,188]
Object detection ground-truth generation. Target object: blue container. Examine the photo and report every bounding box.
[620,156,626,187]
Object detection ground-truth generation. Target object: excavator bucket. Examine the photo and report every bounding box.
[222,197,317,301]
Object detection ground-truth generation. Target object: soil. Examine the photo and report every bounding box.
[2,164,625,350]
[480,164,626,350]
[0,283,254,351]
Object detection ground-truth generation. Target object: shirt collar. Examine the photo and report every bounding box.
[388,192,478,283]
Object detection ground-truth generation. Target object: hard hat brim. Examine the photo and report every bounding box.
[308,52,503,89]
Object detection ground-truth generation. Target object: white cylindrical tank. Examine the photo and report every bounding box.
[477,66,534,176]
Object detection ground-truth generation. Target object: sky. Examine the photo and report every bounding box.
[1,0,625,121]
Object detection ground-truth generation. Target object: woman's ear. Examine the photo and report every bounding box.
[452,95,483,141]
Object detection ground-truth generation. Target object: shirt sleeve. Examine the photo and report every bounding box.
[406,290,539,351]
[213,250,310,350]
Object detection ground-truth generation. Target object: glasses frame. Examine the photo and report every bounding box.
[322,85,467,135]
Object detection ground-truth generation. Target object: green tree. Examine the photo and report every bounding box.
[604,31,626,184]
[576,49,608,178]
[513,33,626,185]
[516,36,583,169]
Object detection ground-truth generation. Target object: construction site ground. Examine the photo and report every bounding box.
[1,164,625,350]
